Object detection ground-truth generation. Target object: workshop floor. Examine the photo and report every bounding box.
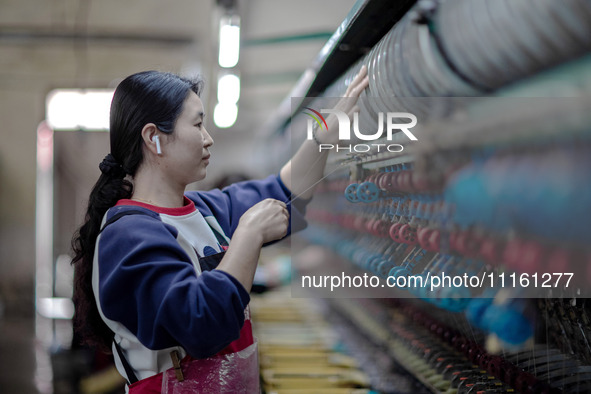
[0,316,40,394]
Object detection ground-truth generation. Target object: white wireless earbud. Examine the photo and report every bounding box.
[152,135,162,155]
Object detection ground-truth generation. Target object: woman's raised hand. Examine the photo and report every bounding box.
[319,65,370,145]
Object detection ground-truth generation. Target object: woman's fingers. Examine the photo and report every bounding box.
[326,65,368,131]
[270,199,289,218]
[352,65,368,85]
[352,76,370,97]
[273,199,286,209]
[345,65,369,97]
[338,65,369,118]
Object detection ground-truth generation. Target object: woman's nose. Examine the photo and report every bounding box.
[203,128,214,147]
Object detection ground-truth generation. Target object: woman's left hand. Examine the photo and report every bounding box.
[321,65,370,145]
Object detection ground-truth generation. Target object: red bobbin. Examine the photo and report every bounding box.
[389,223,404,243]
[397,170,413,192]
[479,236,502,264]
[454,230,482,257]
[365,218,376,234]
[418,227,433,249]
[517,240,546,275]
[428,229,441,252]
[399,224,418,245]
[377,172,390,190]
[502,238,524,271]
[385,172,401,191]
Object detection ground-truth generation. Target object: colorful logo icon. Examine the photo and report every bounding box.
[304,107,328,131]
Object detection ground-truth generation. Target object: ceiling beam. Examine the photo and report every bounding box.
[0,28,194,46]
[242,31,333,47]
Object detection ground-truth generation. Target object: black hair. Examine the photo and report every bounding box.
[71,71,204,352]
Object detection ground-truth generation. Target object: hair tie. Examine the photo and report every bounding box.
[99,153,126,178]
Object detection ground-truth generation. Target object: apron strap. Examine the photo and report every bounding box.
[114,340,139,384]
[102,210,153,386]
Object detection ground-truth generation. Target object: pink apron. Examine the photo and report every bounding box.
[127,319,259,393]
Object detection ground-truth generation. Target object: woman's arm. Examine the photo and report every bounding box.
[279,66,369,200]
[97,204,287,356]
[97,214,253,358]
[204,68,368,290]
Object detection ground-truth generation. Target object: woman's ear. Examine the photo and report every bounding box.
[141,123,162,156]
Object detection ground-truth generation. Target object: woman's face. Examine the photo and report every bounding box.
[163,91,213,185]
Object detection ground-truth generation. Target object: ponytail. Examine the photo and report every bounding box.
[71,155,132,352]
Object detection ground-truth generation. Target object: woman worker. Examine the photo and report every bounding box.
[71,66,368,392]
